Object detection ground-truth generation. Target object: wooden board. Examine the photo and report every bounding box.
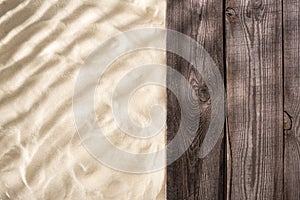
[283,0,300,199]
[166,0,225,199]
[225,0,284,199]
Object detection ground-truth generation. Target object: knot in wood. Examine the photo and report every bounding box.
[284,111,292,131]
[252,0,263,10]
[198,85,210,102]
[248,0,265,21]
[226,7,236,17]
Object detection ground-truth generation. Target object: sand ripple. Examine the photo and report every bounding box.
[0,0,165,199]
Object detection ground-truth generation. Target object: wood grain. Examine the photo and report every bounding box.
[225,0,284,199]
[283,0,300,199]
[166,0,225,199]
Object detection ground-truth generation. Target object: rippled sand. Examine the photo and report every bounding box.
[0,0,166,199]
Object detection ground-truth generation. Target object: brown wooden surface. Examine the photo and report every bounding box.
[283,0,300,199]
[225,0,283,199]
[166,0,225,199]
[166,0,300,199]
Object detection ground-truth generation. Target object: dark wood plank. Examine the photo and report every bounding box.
[225,0,284,199]
[166,0,225,199]
[283,1,300,199]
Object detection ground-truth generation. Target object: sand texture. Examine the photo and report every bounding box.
[0,0,166,199]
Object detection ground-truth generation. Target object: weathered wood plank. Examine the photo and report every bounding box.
[283,0,300,199]
[225,0,284,199]
[166,0,225,199]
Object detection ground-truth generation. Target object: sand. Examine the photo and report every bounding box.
[0,0,166,199]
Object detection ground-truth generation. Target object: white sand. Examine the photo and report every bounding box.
[0,0,166,199]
